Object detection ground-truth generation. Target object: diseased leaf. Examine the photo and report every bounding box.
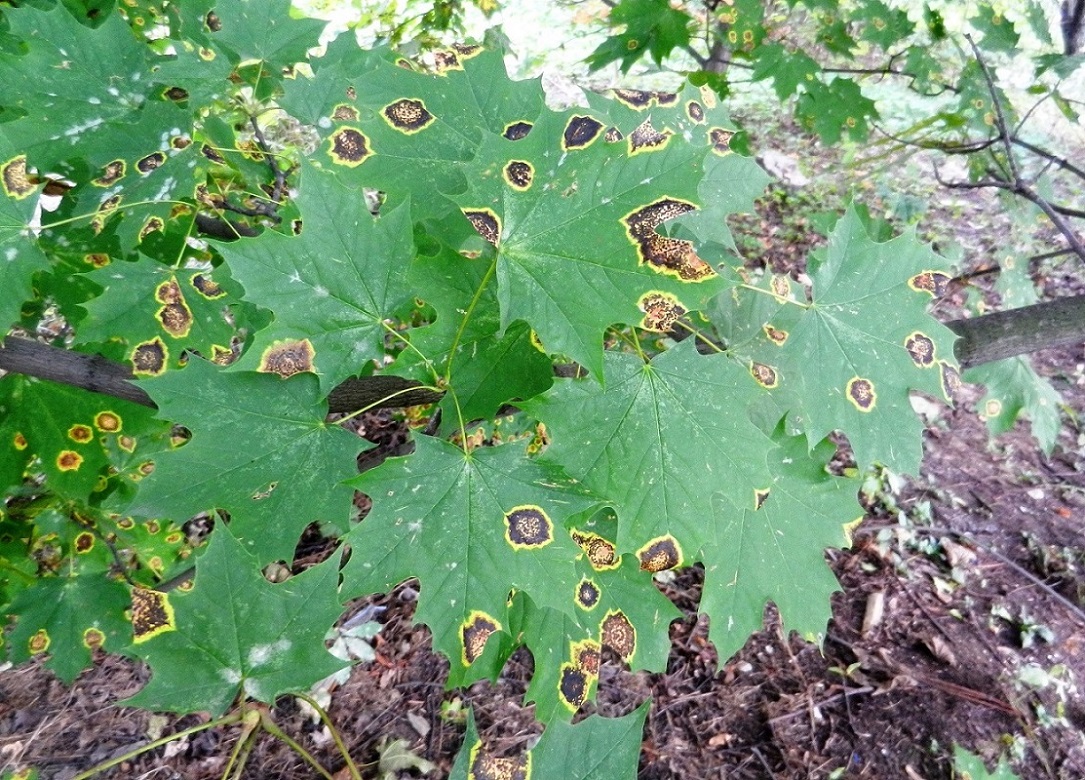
[458,84,747,377]
[127,359,363,562]
[709,205,958,474]
[125,526,347,716]
[527,341,775,554]
[219,163,415,393]
[702,431,861,662]
[7,574,130,684]
[340,437,600,688]
[964,356,1063,454]
[206,0,326,69]
[450,703,649,780]
[0,135,46,329]
[77,257,242,375]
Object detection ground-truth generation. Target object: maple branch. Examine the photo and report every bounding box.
[0,336,443,413]
[5,296,1085,411]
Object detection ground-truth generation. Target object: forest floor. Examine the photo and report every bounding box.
[2,110,1085,780]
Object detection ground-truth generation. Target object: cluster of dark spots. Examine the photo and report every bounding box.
[636,535,683,572]
[382,98,434,133]
[909,270,952,297]
[328,127,372,167]
[1,155,33,199]
[191,273,226,299]
[131,587,175,643]
[139,216,165,241]
[709,127,734,155]
[67,424,93,443]
[56,450,83,471]
[750,362,779,389]
[258,339,315,378]
[468,746,529,780]
[571,530,619,570]
[131,338,168,376]
[461,611,500,665]
[331,103,359,122]
[201,144,226,164]
[613,88,653,109]
[846,377,877,411]
[93,159,125,187]
[600,610,636,660]
[605,126,624,143]
[559,663,589,711]
[502,121,532,141]
[638,291,688,332]
[433,49,462,72]
[157,300,193,338]
[504,505,553,548]
[575,577,600,610]
[94,412,122,432]
[563,115,604,150]
[940,361,962,401]
[503,160,533,190]
[628,118,672,154]
[623,198,715,281]
[137,152,166,174]
[462,208,501,246]
[763,324,788,345]
[74,532,95,553]
[905,332,936,367]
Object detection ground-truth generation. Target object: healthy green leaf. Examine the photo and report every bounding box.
[125,526,348,716]
[127,358,363,562]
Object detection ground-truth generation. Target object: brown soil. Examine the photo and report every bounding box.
[3,143,1085,780]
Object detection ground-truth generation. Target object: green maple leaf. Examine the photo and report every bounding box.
[586,0,692,72]
[392,244,554,429]
[282,39,542,217]
[971,5,1020,55]
[964,357,1062,454]
[752,44,822,101]
[7,575,131,684]
[701,431,861,662]
[77,257,242,375]
[796,78,877,143]
[853,0,914,49]
[218,163,415,393]
[710,205,959,474]
[0,136,47,329]
[451,703,649,780]
[526,341,775,554]
[0,375,160,499]
[125,526,348,716]
[207,0,326,69]
[512,554,678,722]
[340,436,600,687]
[457,83,753,377]
[127,359,363,562]
[0,4,178,174]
